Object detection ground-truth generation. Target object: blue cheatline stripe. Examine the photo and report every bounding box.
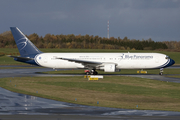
[154,59,174,69]
[161,59,170,68]
[165,59,175,68]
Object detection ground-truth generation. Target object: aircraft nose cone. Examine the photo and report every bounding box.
[164,59,175,68]
[171,59,175,66]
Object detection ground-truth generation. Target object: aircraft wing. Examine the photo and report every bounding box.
[56,57,102,68]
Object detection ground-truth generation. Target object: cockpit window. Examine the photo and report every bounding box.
[165,56,170,59]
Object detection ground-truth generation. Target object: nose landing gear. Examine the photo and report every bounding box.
[159,68,163,75]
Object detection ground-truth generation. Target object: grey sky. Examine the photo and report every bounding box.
[0,0,180,41]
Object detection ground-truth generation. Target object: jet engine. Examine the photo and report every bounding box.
[104,64,116,72]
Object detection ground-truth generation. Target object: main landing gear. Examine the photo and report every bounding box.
[85,69,98,75]
[159,68,163,75]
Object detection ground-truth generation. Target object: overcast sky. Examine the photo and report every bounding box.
[0,0,180,41]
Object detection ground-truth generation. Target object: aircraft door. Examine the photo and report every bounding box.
[44,56,48,63]
[155,56,159,63]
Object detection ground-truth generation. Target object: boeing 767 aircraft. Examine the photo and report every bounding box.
[9,27,175,75]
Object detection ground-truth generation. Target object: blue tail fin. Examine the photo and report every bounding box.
[10,27,42,57]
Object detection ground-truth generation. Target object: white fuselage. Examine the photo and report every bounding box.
[35,53,169,70]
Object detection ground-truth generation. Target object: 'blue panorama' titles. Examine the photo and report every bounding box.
[124,55,153,59]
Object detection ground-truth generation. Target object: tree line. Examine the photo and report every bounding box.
[1,31,178,51]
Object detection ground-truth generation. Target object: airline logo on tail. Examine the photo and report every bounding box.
[17,37,28,50]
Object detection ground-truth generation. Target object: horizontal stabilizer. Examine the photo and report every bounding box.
[7,55,34,61]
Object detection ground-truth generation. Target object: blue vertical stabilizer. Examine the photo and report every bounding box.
[10,27,42,57]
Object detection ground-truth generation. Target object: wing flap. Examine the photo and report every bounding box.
[56,57,102,66]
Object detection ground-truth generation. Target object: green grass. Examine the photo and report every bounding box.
[1,76,180,111]
[39,81,179,98]
[0,48,180,65]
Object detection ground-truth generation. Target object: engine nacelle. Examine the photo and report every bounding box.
[104,64,116,72]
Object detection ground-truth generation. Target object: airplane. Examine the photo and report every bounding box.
[9,27,175,75]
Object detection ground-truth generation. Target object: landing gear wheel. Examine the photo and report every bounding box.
[90,69,98,75]
[159,68,163,76]
[94,71,98,75]
[159,72,163,76]
[85,69,98,75]
[86,72,91,75]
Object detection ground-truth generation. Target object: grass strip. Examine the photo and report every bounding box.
[1,76,180,111]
